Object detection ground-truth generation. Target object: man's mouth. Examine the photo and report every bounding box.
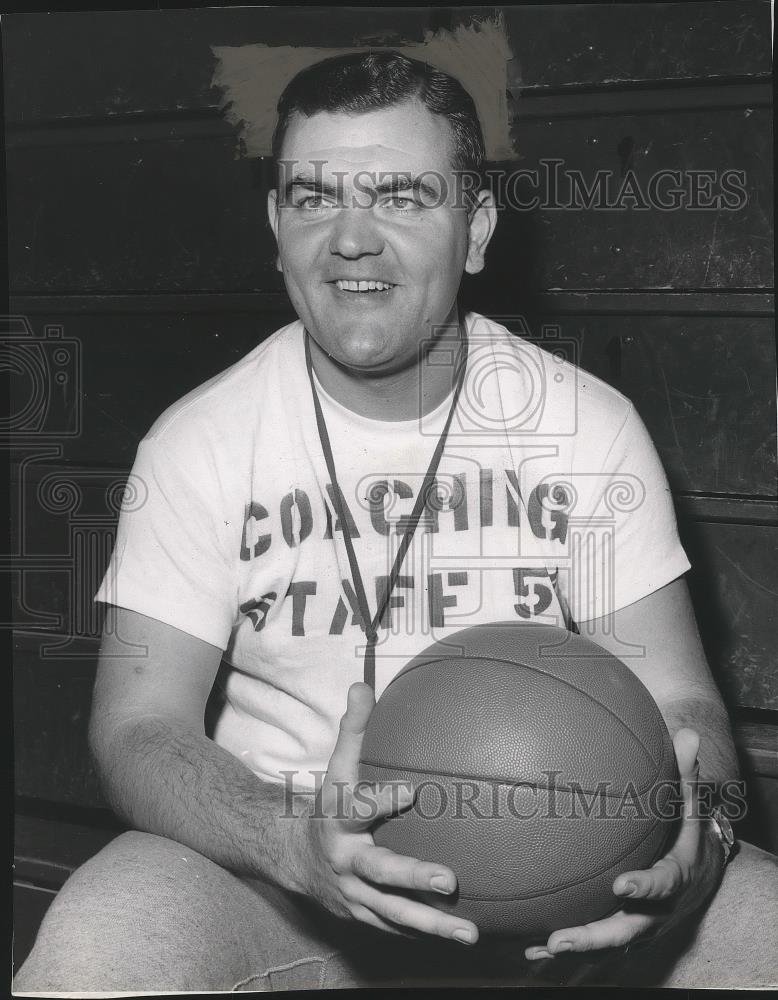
[333,279,396,293]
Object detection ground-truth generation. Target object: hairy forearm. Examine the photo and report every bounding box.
[658,694,740,787]
[91,715,312,893]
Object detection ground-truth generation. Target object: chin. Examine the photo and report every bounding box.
[316,328,394,372]
[334,343,391,373]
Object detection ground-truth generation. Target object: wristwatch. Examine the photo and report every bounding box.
[709,806,736,865]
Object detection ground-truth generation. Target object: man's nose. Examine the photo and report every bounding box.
[328,206,385,258]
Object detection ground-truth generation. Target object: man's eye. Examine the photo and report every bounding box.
[385,195,419,211]
[297,195,333,210]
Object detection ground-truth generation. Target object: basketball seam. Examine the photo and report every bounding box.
[383,652,664,785]
[359,758,672,799]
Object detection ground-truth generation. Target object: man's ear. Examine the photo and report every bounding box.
[464,190,498,275]
[267,188,283,272]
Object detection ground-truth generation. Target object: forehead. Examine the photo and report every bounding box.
[278,100,457,179]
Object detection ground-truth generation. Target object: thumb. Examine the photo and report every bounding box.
[674,727,701,782]
[667,728,703,864]
[326,682,375,781]
[342,780,416,832]
[673,728,702,830]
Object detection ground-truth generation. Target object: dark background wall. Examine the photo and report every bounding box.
[5,1,775,964]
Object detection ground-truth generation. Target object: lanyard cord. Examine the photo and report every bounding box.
[304,324,469,690]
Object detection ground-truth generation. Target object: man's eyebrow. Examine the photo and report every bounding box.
[283,175,340,199]
[373,174,440,201]
[282,172,441,202]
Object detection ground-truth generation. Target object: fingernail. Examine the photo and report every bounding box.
[452,928,475,945]
[553,941,573,953]
[528,948,552,960]
[619,881,638,896]
[430,874,454,894]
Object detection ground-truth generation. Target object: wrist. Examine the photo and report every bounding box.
[698,810,731,896]
[279,800,319,896]
[707,806,736,868]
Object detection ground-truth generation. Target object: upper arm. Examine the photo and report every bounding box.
[583,576,724,710]
[90,604,224,753]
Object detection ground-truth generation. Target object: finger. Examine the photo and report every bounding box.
[346,878,478,944]
[671,728,702,833]
[668,727,704,855]
[673,728,701,785]
[352,845,458,895]
[526,909,655,958]
[348,902,416,938]
[614,855,684,900]
[612,728,703,903]
[326,683,375,780]
[339,780,415,831]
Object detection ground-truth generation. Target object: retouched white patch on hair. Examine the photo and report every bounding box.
[211,14,515,161]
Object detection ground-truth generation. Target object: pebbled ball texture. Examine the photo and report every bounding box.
[358,623,680,938]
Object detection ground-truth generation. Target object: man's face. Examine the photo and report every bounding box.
[268,99,494,376]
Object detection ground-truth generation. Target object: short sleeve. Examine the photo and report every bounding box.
[561,405,691,624]
[94,436,237,649]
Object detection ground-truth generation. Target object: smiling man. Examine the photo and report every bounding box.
[268,91,490,418]
[15,51,777,992]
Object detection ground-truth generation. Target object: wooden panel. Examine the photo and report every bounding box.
[683,522,778,711]
[3,5,771,126]
[500,3,772,92]
[13,641,105,808]
[674,496,778,528]
[530,291,774,316]
[476,107,773,296]
[510,83,772,121]
[6,138,280,295]
[736,722,778,778]
[620,318,778,497]
[8,104,773,295]
[738,773,778,856]
[10,292,293,314]
[613,320,777,496]
[512,314,777,498]
[1,8,434,124]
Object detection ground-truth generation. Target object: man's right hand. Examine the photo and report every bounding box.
[296,682,479,945]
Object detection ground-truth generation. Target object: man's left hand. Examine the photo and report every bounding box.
[525,728,724,960]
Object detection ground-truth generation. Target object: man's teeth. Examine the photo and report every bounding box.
[335,279,394,292]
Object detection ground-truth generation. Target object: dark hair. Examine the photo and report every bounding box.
[271,50,485,182]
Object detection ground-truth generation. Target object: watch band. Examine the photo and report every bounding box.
[710,806,736,865]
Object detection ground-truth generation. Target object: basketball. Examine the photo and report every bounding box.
[358,622,681,938]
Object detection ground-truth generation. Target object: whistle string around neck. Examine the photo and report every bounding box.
[304,325,468,689]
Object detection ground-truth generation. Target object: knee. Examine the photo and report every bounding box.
[661,840,778,988]
[14,831,229,992]
[719,840,778,915]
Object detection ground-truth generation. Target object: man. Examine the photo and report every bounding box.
[15,51,777,992]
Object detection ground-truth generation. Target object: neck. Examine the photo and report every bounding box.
[306,315,464,421]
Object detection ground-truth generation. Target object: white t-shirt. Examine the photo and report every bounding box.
[95,313,690,789]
